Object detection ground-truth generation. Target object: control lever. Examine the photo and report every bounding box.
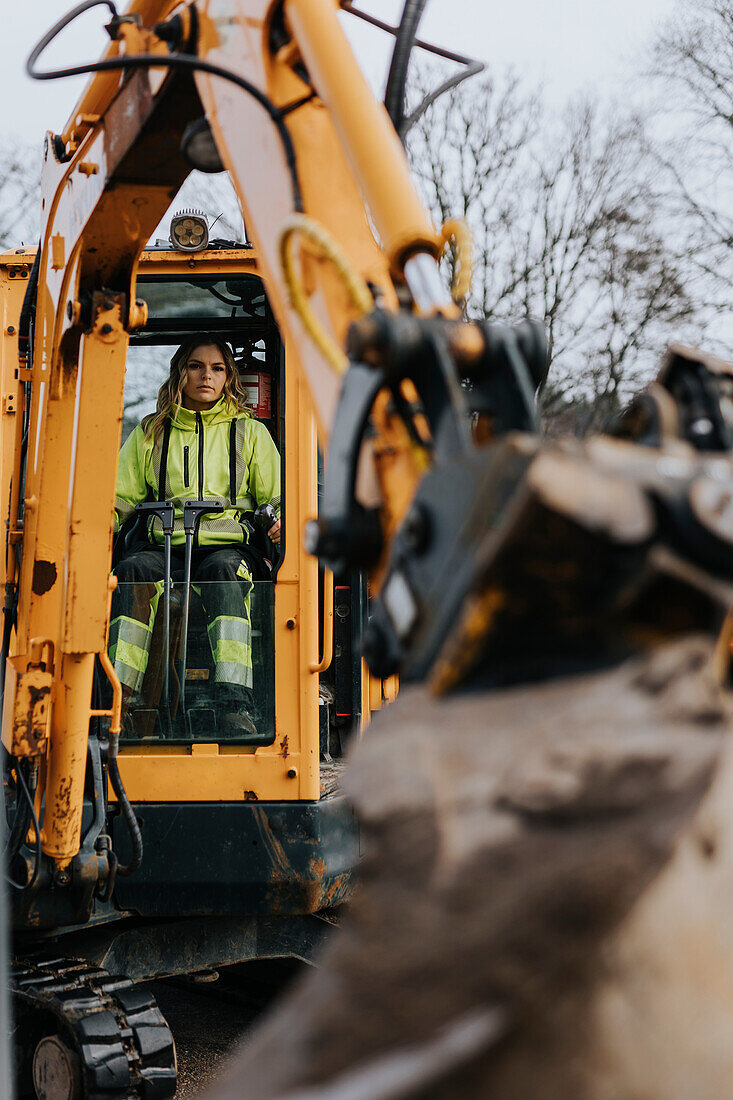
[180,501,225,715]
[253,502,278,534]
[134,502,174,708]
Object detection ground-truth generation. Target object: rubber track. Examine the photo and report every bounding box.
[11,955,176,1099]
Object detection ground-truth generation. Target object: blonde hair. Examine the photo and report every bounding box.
[142,335,251,439]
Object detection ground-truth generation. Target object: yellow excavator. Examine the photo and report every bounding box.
[1,1,553,1097]
[8,3,733,1099]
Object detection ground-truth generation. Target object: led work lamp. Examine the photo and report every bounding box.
[169,210,209,252]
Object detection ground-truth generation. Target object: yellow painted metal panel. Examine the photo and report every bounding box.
[0,262,29,594]
[114,749,305,802]
[64,301,128,653]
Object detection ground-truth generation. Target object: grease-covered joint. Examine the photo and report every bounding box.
[346,309,423,370]
[66,293,93,330]
[447,323,485,366]
[346,310,486,376]
[91,289,126,339]
[2,657,53,758]
[128,298,148,330]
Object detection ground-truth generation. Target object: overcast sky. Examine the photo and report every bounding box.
[4,0,680,149]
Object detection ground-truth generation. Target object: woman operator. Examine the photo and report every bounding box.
[110,334,281,739]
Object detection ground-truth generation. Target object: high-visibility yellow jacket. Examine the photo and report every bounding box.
[115,397,281,547]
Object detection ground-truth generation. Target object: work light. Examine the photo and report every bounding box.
[181,118,224,174]
[169,210,209,252]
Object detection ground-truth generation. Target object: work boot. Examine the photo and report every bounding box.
[216,687,260,740]
[218,709,259,739]
[214,686,259,739]
[121,688,145,737]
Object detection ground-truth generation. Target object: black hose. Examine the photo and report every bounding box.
[2,753,31,865]
[14,764,40,890]
[27,2,304,212]
[0,585,15,716]
[17,245,41,369]
[384,0,429,138]
[3,246,40,681]
[345,3,485,138]
[12,244,40,535]
[0,782,13,1100]
[107,737,142,876]
[3,755,41,891]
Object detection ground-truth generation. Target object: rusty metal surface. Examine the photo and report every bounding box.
[1,660,52,758]
[110,797,358,918]
[17,913,333,983]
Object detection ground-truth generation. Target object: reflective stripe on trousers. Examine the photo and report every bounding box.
[110,547,254,695]
[207,612,253,688]
[109,582,163,693]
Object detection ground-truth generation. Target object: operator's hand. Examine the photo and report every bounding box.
[267,519,281,544]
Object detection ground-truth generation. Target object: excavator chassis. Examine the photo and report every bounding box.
[11,904,340,1099]
[10,792,357,1097]
[11,793,358,933]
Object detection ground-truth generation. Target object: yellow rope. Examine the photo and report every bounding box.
[278,214,373,376]
[440,217,473,305]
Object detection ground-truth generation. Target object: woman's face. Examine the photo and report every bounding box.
[181,344,228,410]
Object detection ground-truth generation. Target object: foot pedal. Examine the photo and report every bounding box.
[127,707,158,739]
[185,706,217,739]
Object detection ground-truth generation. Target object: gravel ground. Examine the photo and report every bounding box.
[148,981,257,1097]
[147,961,303,1097]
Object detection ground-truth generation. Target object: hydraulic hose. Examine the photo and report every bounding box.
[0,799,13,1100]
[95,648,140,877]
[107,733,142,877]
[1,246,40,764]
[2,752,31,864]
[17,245,41,370]
[384,0,429,138]
[345,3,485,138]
[2,754,41,891]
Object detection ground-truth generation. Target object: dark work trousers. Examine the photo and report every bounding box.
[109,545,254,704]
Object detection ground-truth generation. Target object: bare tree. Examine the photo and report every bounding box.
[0,143,41,249]
[407,71,541,321]
[408,72,696,431]
[651,0,733,314]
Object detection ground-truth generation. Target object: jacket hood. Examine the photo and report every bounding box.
[170,397,251,431]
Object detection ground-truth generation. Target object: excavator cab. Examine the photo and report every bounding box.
[111,255,281,745]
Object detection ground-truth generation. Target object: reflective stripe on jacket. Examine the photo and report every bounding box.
[114,398,281,547]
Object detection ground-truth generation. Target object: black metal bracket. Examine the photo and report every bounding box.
[308,310,548,683]
[614,345,733,452]
[304,362,386,576]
